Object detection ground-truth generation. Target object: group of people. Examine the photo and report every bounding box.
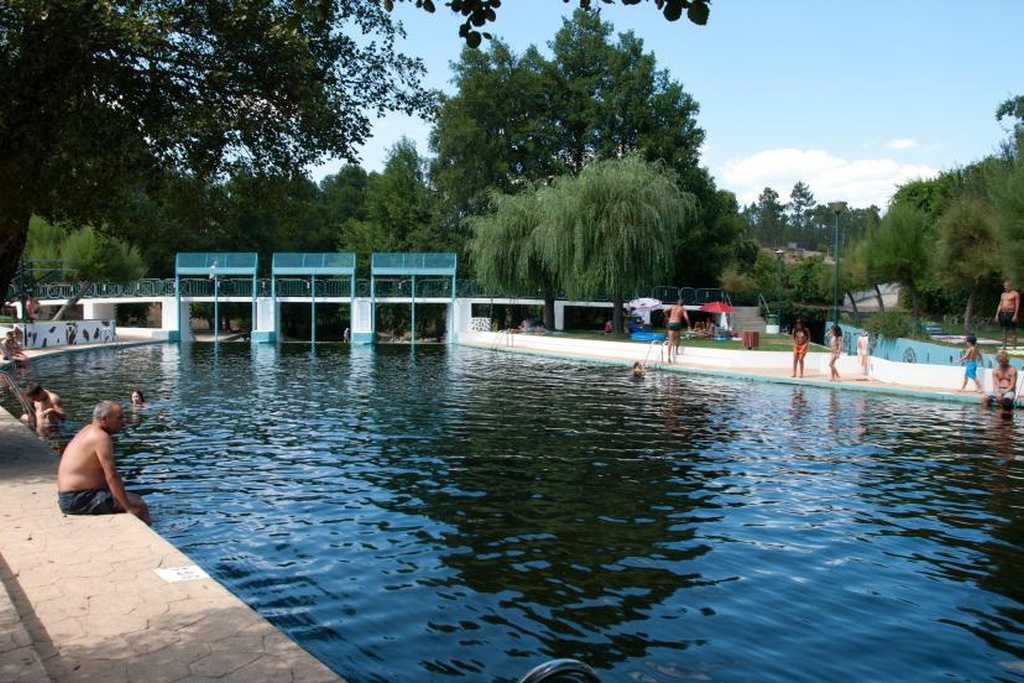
[2,328,29,366]
[11,374,152,524]
[959,335,1019,410]
[790,320,843,381]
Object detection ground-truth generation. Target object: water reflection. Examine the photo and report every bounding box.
[25,344,1024,682]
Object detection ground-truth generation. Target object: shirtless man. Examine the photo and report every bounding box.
[57,400,151,524]
[985,351,1019,411]
[994,280,1020,348]
[665,300,690,362]
[23,382,66,436]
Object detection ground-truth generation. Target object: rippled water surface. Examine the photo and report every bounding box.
[30,343,1024,681]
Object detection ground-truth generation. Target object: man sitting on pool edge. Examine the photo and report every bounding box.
[57,400,151,525]
[985,351,1018,411]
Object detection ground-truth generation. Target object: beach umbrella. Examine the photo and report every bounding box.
[627,297,663,312]
[700,301,734,313]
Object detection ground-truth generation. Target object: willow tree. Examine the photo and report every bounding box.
[539,155,695,333]
[468,187,560,328]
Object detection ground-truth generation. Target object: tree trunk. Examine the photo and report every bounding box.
[51,279,91,321]
[543,289,556,330]
[846,291,860,323]
[907,285,921,323]
[964,278,980,332]
[0,175,34,306]
[873,283,886,312]
[612,295,625,334]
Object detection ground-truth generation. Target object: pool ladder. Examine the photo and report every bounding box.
[517,658,601,683]
[641,339,666,369]
[491,329,515,350]
[0,367,34,430]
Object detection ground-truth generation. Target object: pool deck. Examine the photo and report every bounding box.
[0,335,995,682]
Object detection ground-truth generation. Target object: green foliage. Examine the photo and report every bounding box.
[864,310,914,340]
[400,0,712,49]
[341,139,440,257]
[431,9,722,286]
[866,202,934,318]
[989,152,1024,284]
[541,156,695,300]
[468,186,556,297]
[60,227,145,283]
[0,0,431,298]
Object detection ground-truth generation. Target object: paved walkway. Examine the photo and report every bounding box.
[0,342,344,683]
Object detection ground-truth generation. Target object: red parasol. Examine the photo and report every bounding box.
[699,301,734,313]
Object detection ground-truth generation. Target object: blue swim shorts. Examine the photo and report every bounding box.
[965,360,978,380]
[58,489,120,515]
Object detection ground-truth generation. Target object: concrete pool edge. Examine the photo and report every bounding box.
[456,333,990,406]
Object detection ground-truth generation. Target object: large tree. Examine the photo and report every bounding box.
[539,155,696,333]
[0,0,431,302]
[934,196,999,330]
[432,8,723,286]
[430,40,557,216]
[468,186,561,328]
[866,202,933,321]
[340,138,439,255]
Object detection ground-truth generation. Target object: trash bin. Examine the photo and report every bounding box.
[742,331,760,349]
[765,314,780,335]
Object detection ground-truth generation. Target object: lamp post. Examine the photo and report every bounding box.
[774,248,784,306]
[828,201,847,326]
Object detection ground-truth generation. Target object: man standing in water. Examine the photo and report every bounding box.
[665,300,690,363]
[994,280,1020,348]
[23,382,66,436]
[57,400,151,524]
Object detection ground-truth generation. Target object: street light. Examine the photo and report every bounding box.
[828,201,847,326]
[774,249,784,304]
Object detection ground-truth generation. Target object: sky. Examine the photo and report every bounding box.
[311,1,1024,211]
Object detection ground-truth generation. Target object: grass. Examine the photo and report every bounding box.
[554,329,814,353]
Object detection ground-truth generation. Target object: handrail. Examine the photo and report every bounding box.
[491,329,514,350]
[0,369,34,430]
[642,339,665,369]
[757,292,772,317]
[517,659,601,683]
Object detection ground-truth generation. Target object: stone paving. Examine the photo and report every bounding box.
[0,347,344,682]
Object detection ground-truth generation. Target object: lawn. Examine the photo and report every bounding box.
[556,329,811,353]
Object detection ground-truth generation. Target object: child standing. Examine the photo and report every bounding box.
[959,335,984,392]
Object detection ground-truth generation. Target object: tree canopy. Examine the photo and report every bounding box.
[389,0,711,48]
[0,0,432,301]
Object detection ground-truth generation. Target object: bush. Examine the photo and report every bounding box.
[864,310,914,339]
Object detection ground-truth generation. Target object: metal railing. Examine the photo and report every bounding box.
[7,277,730,306]
[517,659,601,683]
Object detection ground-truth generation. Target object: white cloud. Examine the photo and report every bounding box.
[885,138,919,150]
[717,148,938,209]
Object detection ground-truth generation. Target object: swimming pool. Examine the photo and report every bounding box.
[30,342,1024,681]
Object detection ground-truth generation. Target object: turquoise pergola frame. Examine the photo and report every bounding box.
[272,252,356,344]
[175,253,258,342]
[371,253,457,345]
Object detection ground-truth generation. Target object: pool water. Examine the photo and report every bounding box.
[29,343,1024,681]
